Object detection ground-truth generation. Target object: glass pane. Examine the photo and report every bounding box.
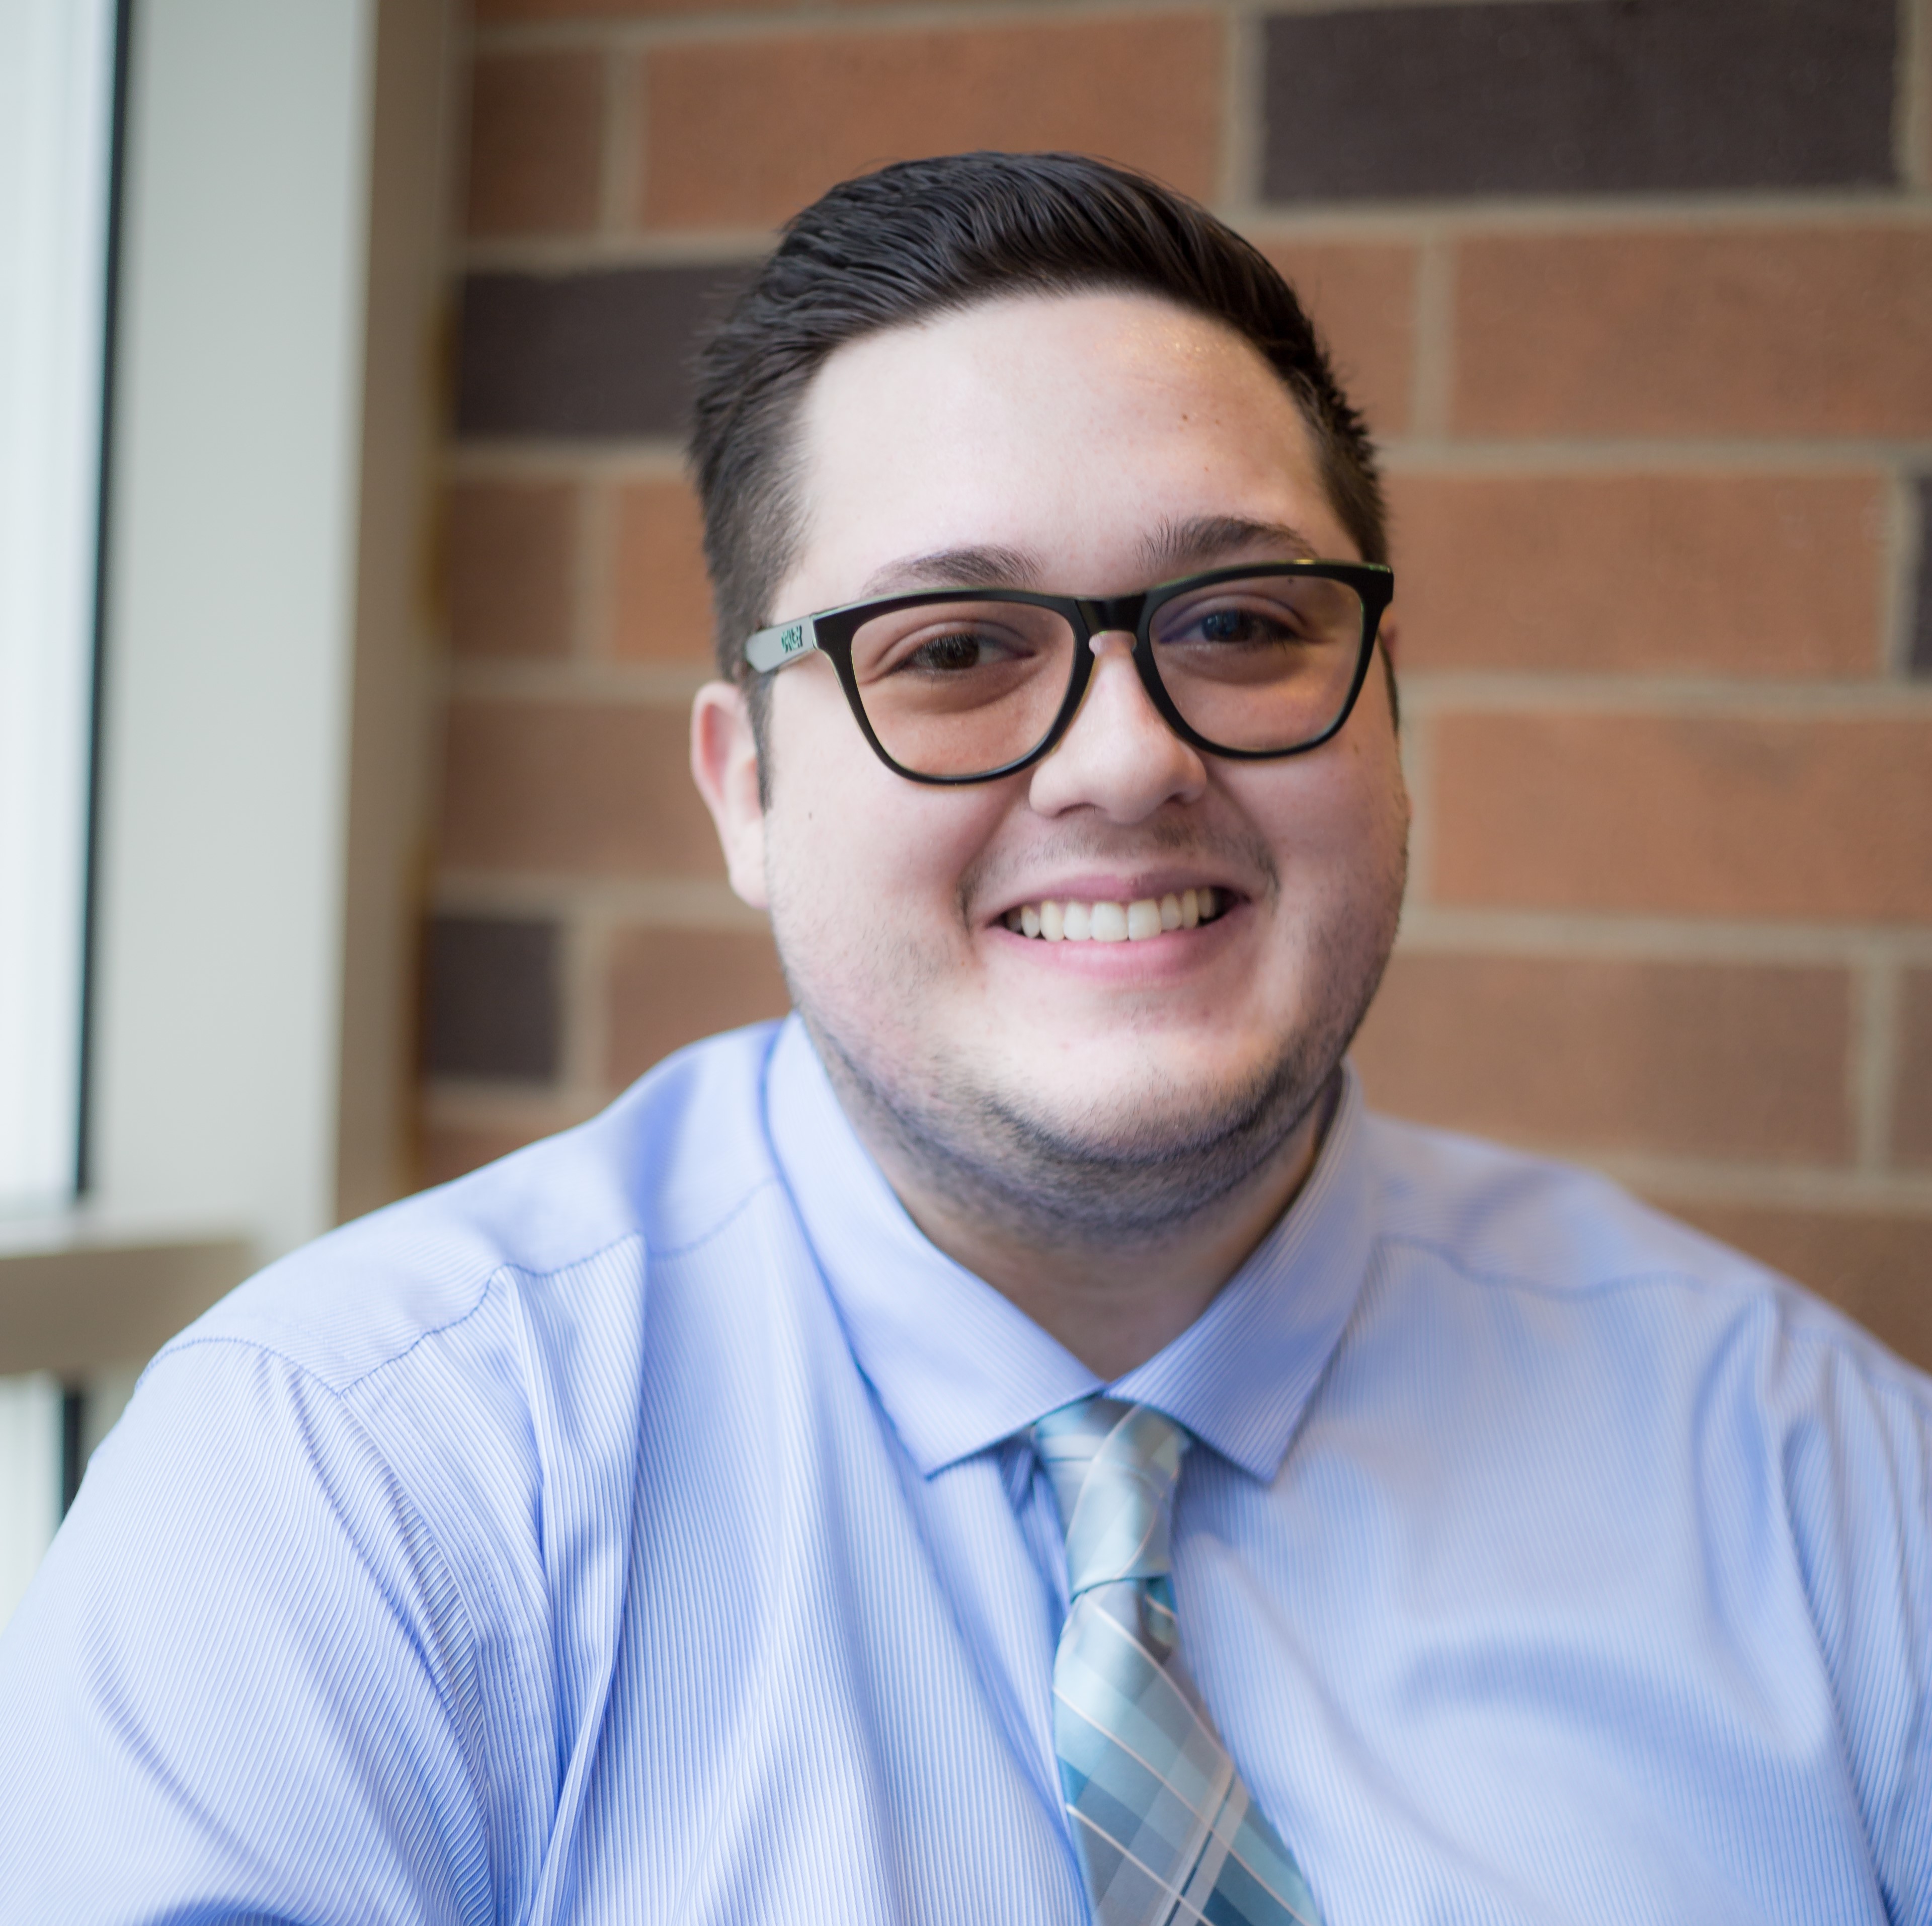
[852,599,1077,776]
[0,0,120,1212]
[1152,574,1364,751]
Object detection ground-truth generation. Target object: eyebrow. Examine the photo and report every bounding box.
[856,519,1323,603]
[859,545,1043,597]
[1135,516,1321,579]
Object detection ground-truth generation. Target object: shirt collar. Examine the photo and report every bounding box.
[762,1015,1374,1483]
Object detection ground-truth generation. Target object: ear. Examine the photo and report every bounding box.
[1377,606,1401,672]
[690,681,769,909]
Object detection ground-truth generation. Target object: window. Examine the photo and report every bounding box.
[0,0,125,1621]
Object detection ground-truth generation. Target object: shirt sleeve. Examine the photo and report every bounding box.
[1778,1336,1932,1924]
[0,1337,496,1924]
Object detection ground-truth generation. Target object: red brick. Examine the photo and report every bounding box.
[1431,714,1932,921]
[1252,239,1415,437]
[610,479,712,664]
[1353,952,1851,1162]
[440,700,722,877]
[1659,1199,1932,1373]
[467,52,605,238]
[1386,473,1885,677]
[446,482,577,659]
[607,927,791,1084]
[640,18,1223,231]
[1454,227,1932,439]
[1896,970,1932,1166]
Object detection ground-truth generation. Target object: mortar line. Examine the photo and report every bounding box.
[1396,672,1932,715]
[1589,1157,1932,1215]
[448,657,708,703]
[446,442,688,480]
[457,185,1932,272]
[1392,909,1932,967]
[1217,2,1266,212]
[601,40,640,236]
[1901,0,1930,189]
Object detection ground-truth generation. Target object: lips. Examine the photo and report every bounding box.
[1001,887,1226,942]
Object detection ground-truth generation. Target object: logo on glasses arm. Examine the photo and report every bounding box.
[778,622,807,655]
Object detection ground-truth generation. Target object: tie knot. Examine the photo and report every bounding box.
[1028,1396,1190,1598]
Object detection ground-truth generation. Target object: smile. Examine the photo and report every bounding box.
[1000,888,1227,943]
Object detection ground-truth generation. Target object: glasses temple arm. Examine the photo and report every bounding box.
[744,615,821,673]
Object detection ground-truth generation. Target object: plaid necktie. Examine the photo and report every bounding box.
[1029,1397,1323,1926]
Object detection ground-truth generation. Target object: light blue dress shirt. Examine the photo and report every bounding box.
[1,1016,1926,1922]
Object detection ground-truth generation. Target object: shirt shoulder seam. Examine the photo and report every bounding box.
[138,1326,498,1909]
[1379,1229,1932,1416]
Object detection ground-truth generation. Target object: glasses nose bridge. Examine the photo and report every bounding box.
[1075,589,1153,644]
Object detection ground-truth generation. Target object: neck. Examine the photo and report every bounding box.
[840,1071,1337,1382]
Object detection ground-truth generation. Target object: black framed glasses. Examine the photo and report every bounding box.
[743,560,1394,785]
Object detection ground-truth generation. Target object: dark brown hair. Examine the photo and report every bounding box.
[688,150,1387,686]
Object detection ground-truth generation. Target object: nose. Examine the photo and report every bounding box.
[1026,631,1208,822]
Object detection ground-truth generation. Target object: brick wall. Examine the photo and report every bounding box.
[425,0,1932,1367]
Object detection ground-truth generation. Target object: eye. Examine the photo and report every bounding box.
[1168,598,1306,649]
[906,627,1006,672]
[1193,605,1293,646]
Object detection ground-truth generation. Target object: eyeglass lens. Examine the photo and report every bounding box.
[847,574,1369,779]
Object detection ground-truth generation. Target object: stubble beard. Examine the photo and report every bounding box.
[784,829,1408,1252]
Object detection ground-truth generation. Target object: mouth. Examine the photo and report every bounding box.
[999,886,1232,944]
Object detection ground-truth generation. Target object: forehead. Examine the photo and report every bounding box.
[782,291,1349,605]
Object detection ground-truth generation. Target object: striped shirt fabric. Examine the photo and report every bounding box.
[0,1014,1926,1922]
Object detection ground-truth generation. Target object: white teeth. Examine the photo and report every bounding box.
[1004,889,1228,942]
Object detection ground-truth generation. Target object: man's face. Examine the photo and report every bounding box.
[703,291,1408,1235]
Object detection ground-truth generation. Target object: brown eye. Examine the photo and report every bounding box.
[908,630,992,672]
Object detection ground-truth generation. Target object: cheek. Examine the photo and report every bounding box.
[762,690,1012,946]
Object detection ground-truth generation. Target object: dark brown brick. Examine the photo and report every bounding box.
[611,479,712,663]
[422,916,560,1081]
[1353,953,1852,1162]
[1431,714,1932,921]
[640,18,1223,230]
[1660,1199,1932,1373]
[466,52,604,238]
[1454,228,1932,440]
[1897,970,1932,1166]
[457,265,752,441]
[446,482,576,659]
[1386,474,1885,677]
[440,699,722,876]
[1262,0,1895,203]
[607,927,790,1084]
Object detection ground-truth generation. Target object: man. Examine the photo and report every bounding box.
[1,153,1925,1923]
